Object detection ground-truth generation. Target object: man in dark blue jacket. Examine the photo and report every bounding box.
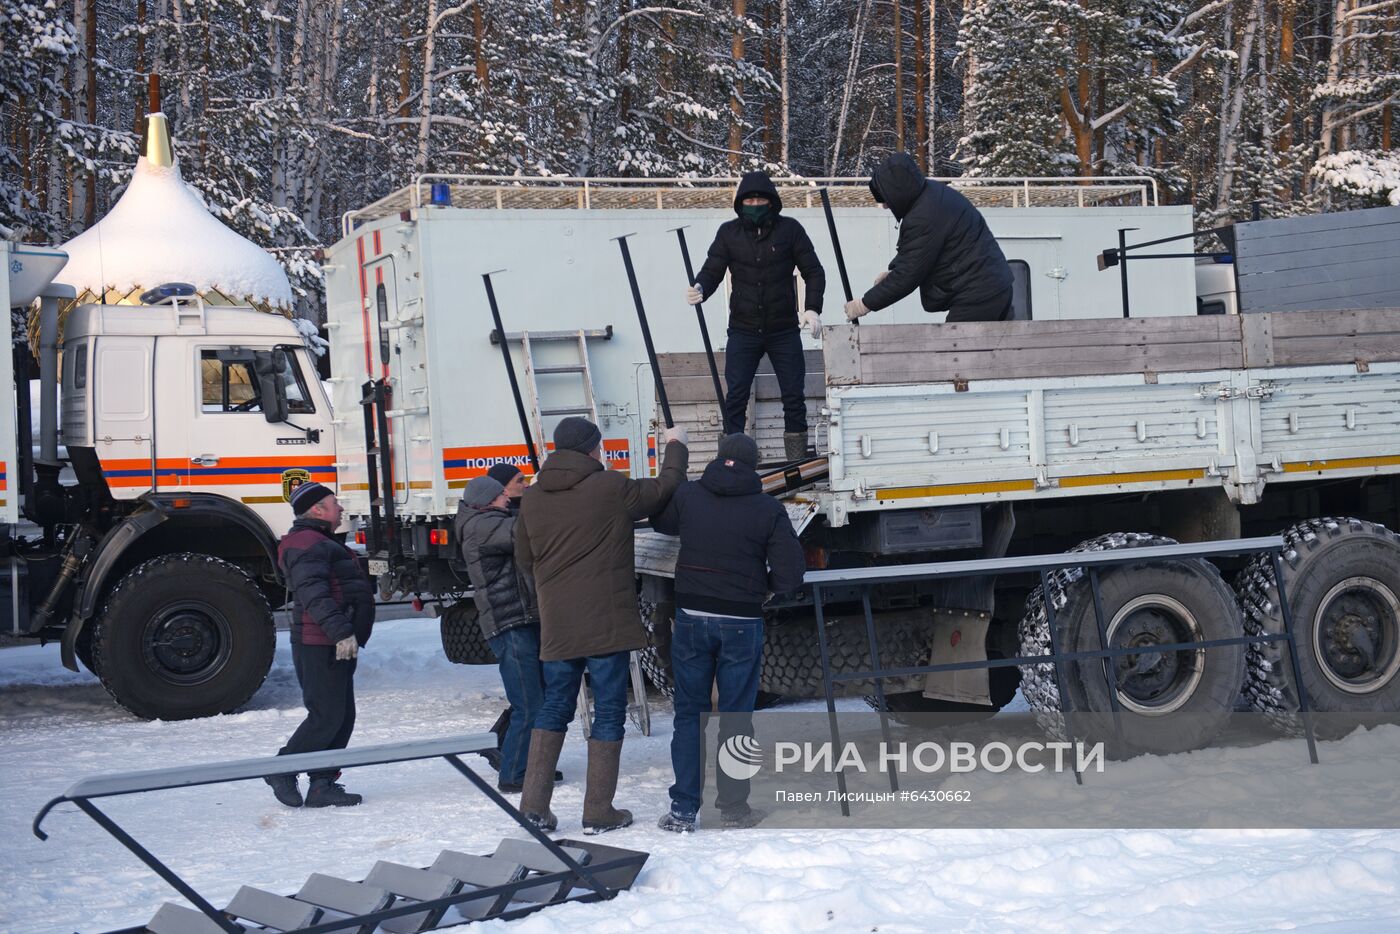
[268,482,375,808]
[844,152,1014,324]
[689,171,826,462]
[651,433,806,831]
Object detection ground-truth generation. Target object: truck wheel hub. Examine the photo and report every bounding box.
[143,603,233,685]
[1107,594,1205,716]
[1314,577,1400,694]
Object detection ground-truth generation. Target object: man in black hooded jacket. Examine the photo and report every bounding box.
[650,433,805,831]
[689,171,826,462]
[845,152,1014,324]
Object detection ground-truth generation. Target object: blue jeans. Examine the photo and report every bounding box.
[487,624,545,785]
[668,609,764,817]
[535,650,631,742]
[724,327,807,435]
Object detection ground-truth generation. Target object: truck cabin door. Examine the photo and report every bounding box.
[94,336,159,491]
[189,344,335,536]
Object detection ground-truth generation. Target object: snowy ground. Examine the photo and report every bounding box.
[4,619,1400,933]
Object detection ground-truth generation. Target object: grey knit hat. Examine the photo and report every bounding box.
[463,475,505,507]
[553,416,602,454]
[717,433,759,468]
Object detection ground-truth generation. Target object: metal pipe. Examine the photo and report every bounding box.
[14,346,35,515]
[819,188,858,328]
[481,272,540,472]
[1118,227,1132,319]
[669,226,724,411]
[37,294,60,466]
[614,234,673,428]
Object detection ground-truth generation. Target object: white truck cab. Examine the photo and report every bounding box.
[61,300,334,538]
[4,242,336,721]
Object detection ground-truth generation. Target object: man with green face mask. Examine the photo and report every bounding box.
[688,171,826,463]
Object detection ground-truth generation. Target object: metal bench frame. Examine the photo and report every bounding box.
[33,734,646,932]
[804,536,1320,815]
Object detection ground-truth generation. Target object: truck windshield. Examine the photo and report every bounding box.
[200,346,315,415]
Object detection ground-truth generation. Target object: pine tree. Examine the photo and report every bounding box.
[1,3,78,239]
[957,0,1220,189]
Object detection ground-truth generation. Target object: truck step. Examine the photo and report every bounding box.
[225,885,322,929]
[145,902,241,934]
[429,851,525,919]
[292,873,393,934]
[490,838,593,904]
[362,861,462,933]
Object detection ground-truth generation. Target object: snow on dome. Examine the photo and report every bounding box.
[54,112,292,311]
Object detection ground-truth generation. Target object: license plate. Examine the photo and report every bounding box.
[368,559,390,577]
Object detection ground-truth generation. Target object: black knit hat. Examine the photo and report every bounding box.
[486,462,522,486]
[553,416,602,454]
[717,433,759,468]
[290,481,334,516]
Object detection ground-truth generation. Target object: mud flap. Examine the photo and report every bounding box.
[921,609,992,706]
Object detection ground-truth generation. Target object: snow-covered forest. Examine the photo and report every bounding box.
[3,0,1398,303]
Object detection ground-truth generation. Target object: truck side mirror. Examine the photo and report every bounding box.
[252,349,289,423]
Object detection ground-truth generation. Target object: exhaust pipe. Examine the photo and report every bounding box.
[37,291,65,467]
[32,284,74,528]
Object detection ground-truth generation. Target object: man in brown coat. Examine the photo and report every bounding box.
[515,416,688,833]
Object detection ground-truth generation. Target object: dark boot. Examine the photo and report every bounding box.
[783,431,808,463]
[721,805,766,829]
[489,707,512,746]
[657,809,696,833]
[518,729,565,831]
[582,738,632,835]
[304,778,362,807]
[264,773,302,808]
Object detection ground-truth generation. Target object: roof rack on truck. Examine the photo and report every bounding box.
[342,174,1160,233]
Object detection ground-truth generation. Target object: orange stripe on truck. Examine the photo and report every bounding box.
[442,440,631,482]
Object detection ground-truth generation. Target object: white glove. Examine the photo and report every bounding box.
[800,310,822,340]
[335,635,360,660]
[844,298,871,322]
[685,285,703,305]
[664,426,689,446]
[873,269,890,286]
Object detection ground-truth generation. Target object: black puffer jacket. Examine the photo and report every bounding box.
[652,457,806,618]
[861,153,1013,320]
[278,517,375,647]
[694,172,827,334]
[455,502,537,640]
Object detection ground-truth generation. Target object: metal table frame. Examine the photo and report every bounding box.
[33,735,640,932]
[804,536,1318,815]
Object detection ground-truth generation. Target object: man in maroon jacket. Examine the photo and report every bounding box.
[267,482,376,808]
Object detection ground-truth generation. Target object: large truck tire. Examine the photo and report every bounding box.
[1235,517,1400,736]
[639,597,674,697]
[91,554,275,720]
[641,599,930,700]
[760,610,931,698]
[440,600,497,665]
[1018,532,1245,757]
